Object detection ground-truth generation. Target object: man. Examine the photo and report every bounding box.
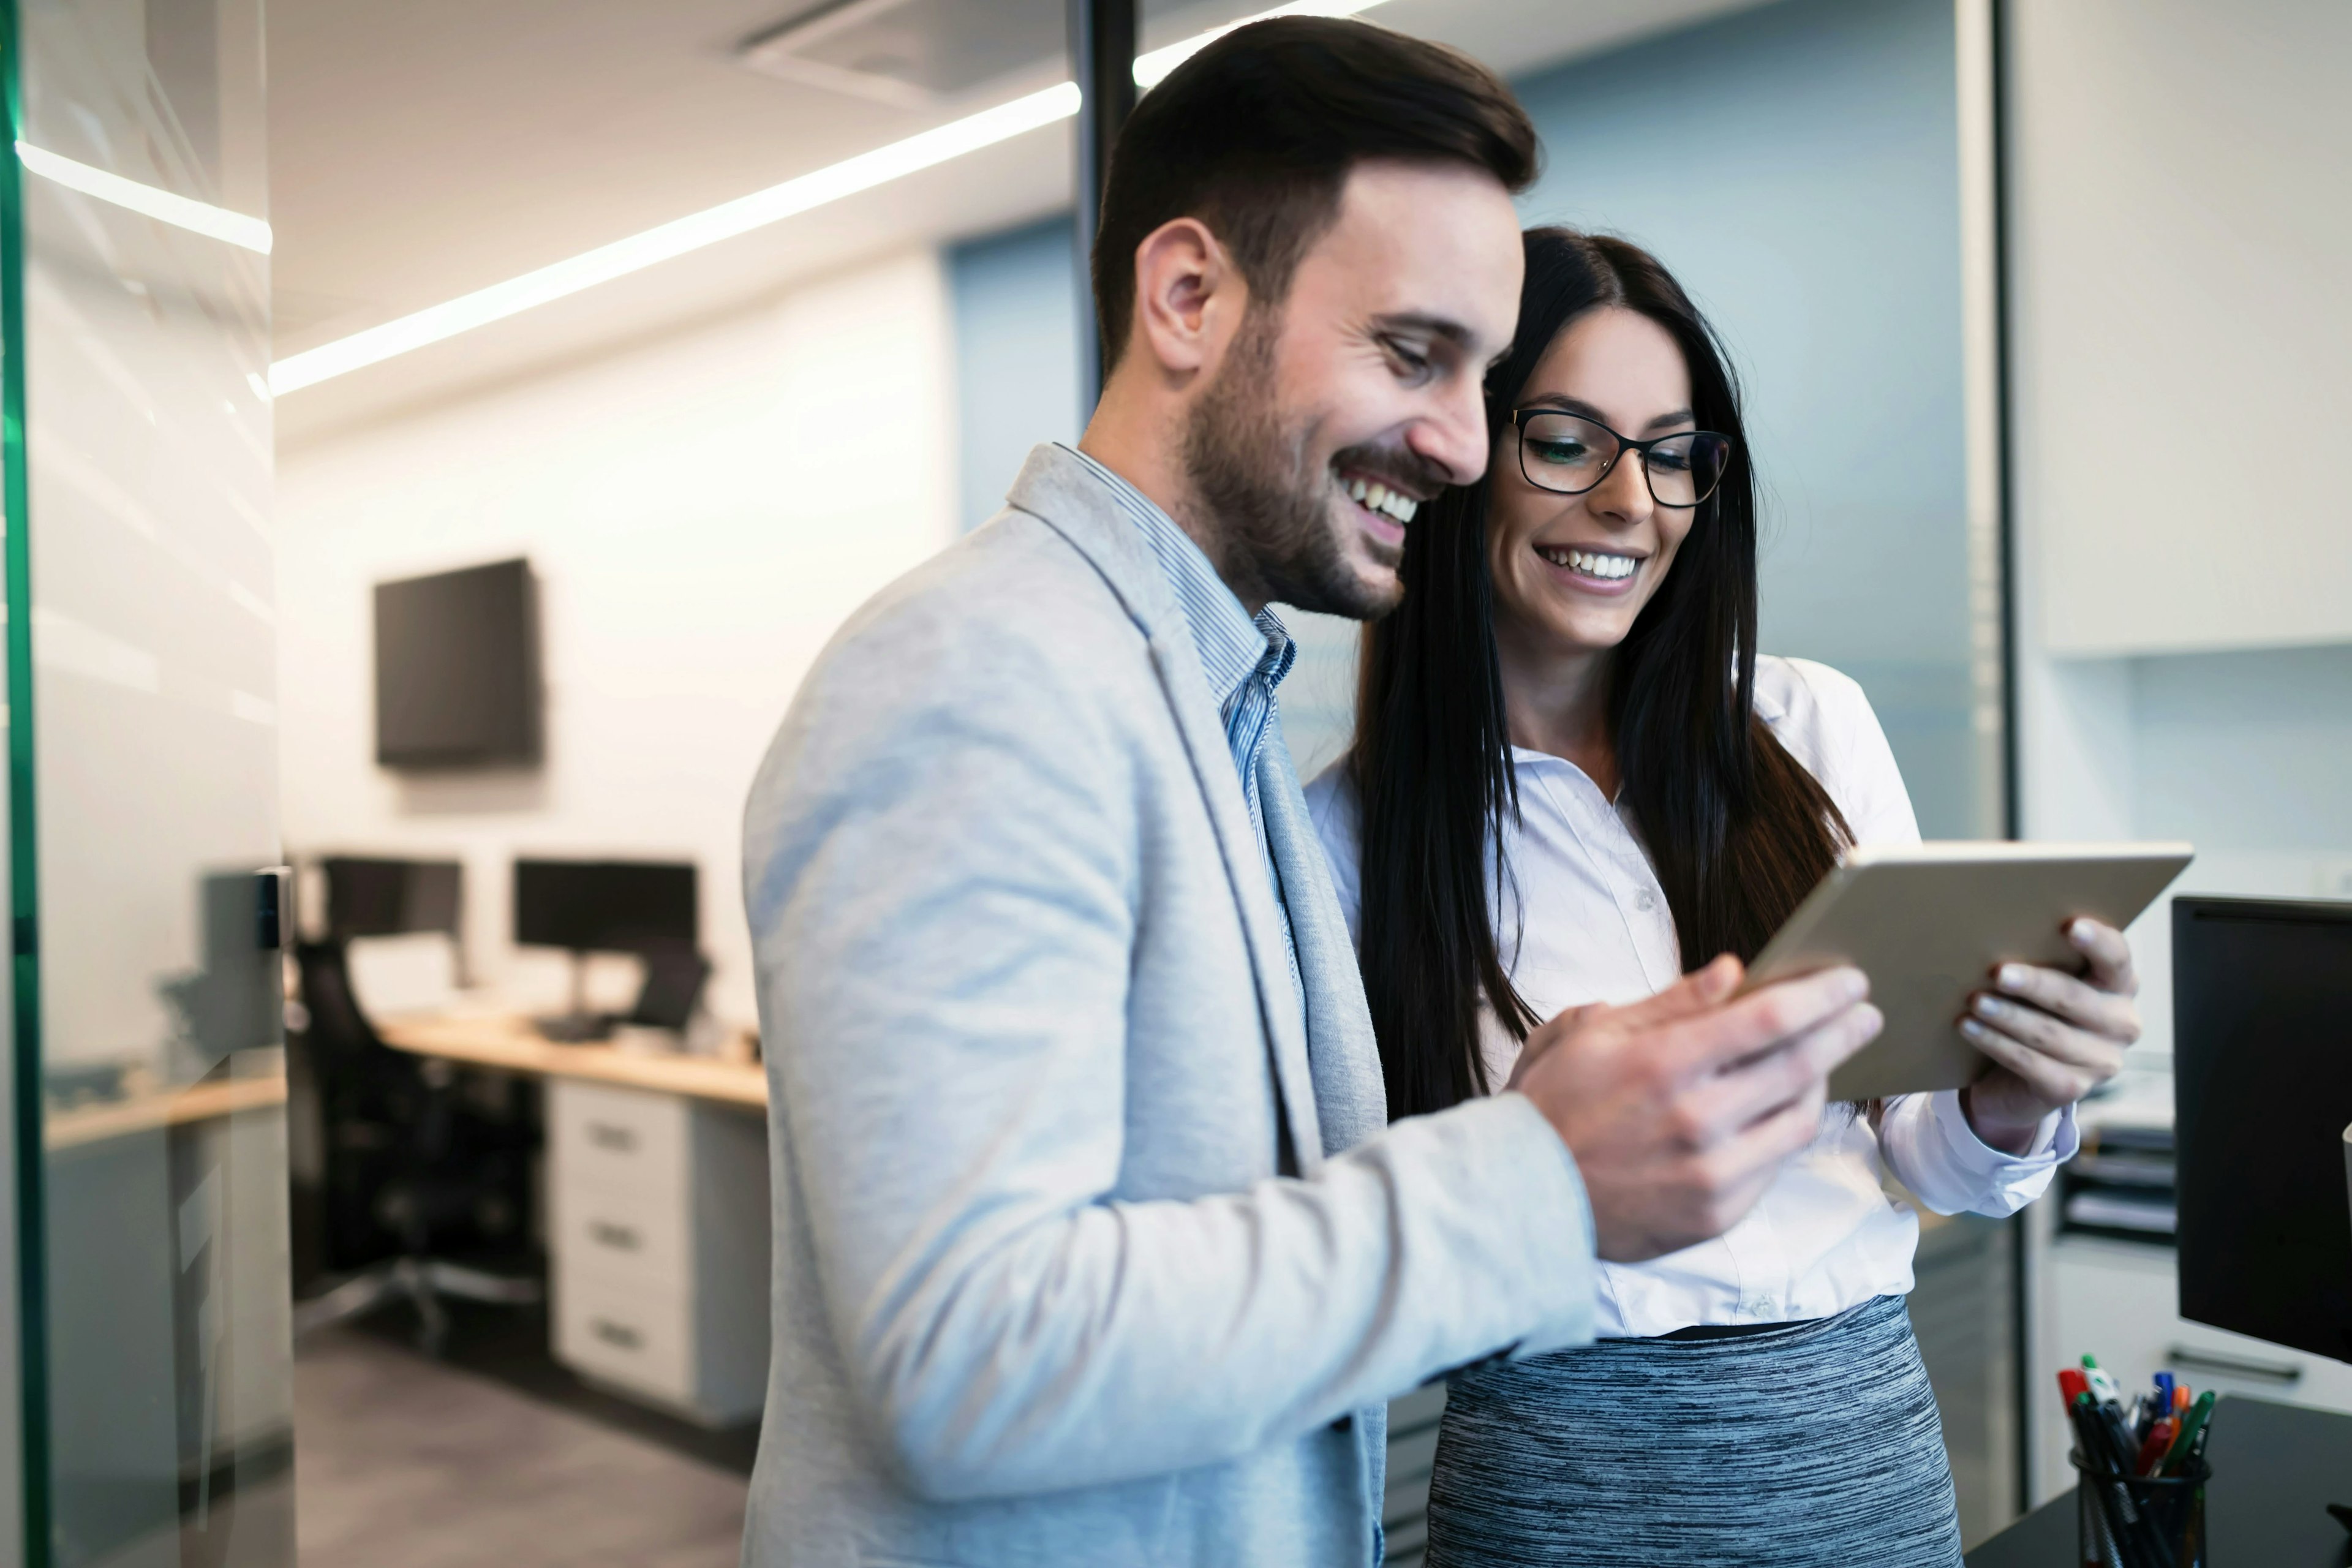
[740,18,1879,1566]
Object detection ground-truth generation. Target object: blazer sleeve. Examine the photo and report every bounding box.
[744,591,1594,1502]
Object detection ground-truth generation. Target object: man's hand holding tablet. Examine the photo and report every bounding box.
[1507,959,1882,1262]
[1959,917,2141,1154]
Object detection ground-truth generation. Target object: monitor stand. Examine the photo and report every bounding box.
[535,950,612,1044]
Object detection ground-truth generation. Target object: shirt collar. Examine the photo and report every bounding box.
[1058,443,1290,708]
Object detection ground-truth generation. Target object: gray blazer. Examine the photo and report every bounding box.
[739,443,1597,1567]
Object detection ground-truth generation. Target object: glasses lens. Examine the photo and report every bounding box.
[1645,432,1732,507]
[1518,412,1615,494]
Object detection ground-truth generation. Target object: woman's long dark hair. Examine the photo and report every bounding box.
[1352,228,1851,1119]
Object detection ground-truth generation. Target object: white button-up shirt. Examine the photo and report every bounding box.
[1306,655,2077,1337]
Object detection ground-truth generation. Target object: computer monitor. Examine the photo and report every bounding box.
[511,858,696,954]
[2173,895,2352,1365]
[321,856,462,941]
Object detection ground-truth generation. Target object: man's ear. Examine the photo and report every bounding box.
[1126,216,1243,381]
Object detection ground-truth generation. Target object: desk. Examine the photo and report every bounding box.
[379,1012,771,1427]
[377,1011,766,1107]
[1966,1395,2352,1566]
[47,1072,286,1150]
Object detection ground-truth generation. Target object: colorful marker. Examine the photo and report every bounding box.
[2162,1390,2218,1476]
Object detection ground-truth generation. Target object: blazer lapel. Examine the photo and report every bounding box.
[1005,446,1326,1172]
[1259,740,1388,1155]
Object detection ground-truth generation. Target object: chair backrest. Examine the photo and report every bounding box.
[293,940,418,1123]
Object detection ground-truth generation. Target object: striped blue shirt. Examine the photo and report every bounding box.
[1060,446,1305,1025]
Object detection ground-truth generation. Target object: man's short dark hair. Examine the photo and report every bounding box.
[1092,17,1539,369]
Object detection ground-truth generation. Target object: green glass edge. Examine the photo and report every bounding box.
[0,0,46,1561]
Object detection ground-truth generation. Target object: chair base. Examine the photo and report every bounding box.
[293,1256,542,1357]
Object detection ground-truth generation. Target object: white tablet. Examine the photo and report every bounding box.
[1740,842,2193,1101]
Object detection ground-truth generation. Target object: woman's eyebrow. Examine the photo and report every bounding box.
[1518,394,1699,432]
[1517,392,1609,420]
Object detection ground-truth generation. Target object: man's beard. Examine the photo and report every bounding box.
[1180,311,1420,621]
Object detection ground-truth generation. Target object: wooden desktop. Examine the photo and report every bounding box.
[377,1010,766,1107]
[47,1072,287,1151]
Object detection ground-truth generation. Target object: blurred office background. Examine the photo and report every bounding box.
[0,0,2344,1564]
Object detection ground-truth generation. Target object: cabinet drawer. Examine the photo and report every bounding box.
[551,1079,687,1201]
[555,1272,695,1408]
[552,1180,688,1293]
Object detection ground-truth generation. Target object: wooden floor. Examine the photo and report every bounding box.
[294,1328,748,1568]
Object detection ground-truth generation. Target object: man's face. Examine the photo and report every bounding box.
[1181,159,1523,619]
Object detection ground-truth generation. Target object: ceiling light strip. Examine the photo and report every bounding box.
[271,0,1385,395]
[1134,0,1385,88]
[16,141,272,254]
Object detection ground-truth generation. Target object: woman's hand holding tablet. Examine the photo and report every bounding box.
[1737,841,2191,1104]
[1958,917,2143,1152]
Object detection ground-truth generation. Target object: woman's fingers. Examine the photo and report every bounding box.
[1967,991,2123,1066]
[2065,917,2138,995]
[1988,961,2141,1046]
[1961,1016,2103,1106]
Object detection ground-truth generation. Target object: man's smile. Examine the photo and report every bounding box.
[1341,473,1420,524]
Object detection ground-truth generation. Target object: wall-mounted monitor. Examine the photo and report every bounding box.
[374,558,541,769]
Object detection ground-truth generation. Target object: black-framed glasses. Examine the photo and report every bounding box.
[1509,408,1734,508]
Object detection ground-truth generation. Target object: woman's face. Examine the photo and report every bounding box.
[1485,306,1698,659]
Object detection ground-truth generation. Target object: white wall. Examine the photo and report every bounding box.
[277,249,959,1028]
[2008,0,2352,1060]
[2008,0,2352,657]
[2009,7,2352,1501]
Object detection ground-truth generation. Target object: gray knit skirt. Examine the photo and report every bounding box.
[1423,1292,1963,1567]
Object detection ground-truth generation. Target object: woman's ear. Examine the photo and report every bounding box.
[1124,216,1243,382]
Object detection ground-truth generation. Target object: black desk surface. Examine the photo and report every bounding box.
[1966,1396,2352,1567]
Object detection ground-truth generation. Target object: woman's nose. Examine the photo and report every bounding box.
[1589,449,1654,526]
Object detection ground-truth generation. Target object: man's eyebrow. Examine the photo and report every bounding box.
[1370,311,1479,350]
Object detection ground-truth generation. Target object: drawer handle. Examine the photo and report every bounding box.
[590,1317,643,1351]
[588,1220,641,1251]
[586,1122,637,1152]
[2166,1344,2302,1384]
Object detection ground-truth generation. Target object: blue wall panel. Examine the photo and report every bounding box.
[1511,0,1980,834]
[948,215,1084,533]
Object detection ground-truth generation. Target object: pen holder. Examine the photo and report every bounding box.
[2070,1449,2209,1568]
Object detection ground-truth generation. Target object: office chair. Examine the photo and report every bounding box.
[289,940,541,1355]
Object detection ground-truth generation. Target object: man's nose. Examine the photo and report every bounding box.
[1409,375,1493,487]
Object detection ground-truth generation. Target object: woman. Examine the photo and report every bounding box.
[1306,230,2141,1565]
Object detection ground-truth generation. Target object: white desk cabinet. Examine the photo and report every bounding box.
[548,1077,771,1425]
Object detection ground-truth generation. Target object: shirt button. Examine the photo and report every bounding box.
[1635,891,1657,913]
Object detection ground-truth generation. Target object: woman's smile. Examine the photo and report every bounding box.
[1534,541,1648,596]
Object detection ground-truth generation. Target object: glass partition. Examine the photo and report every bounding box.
[3,0,285,1562]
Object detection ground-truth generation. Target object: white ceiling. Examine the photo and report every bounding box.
[268,0,1768,445]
